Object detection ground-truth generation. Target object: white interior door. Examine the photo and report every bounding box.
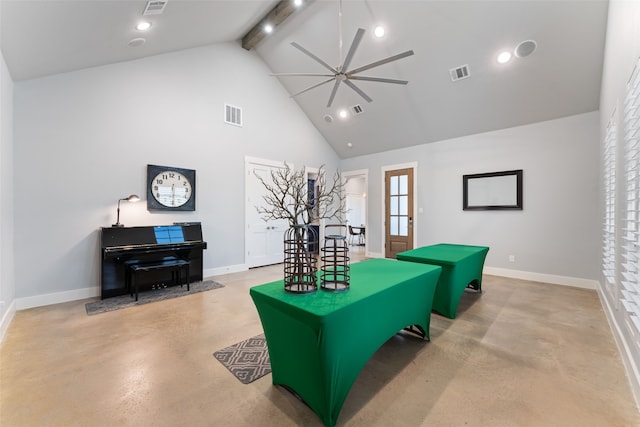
[246,160,289,268]
[346,194,366,226]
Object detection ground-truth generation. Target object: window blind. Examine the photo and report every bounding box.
[621,59,640,335]
[603,109,616,301]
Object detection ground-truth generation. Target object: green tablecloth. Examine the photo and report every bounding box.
[250,258,441,427]
[396,243,489,319]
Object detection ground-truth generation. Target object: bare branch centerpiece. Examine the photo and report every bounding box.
[255,164,345,293]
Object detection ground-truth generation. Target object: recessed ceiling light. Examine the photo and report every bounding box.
[339,109,348,119]
[136,21,152,31]
[347,142,353,148]
[497,51,512,64]
[374,26,385,38]
[294,0,303,6]
[264,24,273,34]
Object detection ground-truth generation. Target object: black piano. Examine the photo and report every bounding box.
[101,223,207,299]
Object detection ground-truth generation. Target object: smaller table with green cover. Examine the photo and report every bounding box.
[250,258,441,427]
[396,243,489,319]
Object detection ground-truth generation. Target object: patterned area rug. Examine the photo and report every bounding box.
[85,280,224,315]
[214,334,271,384]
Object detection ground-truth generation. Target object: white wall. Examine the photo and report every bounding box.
[598,0,640,408]
[13,42,339,304]
[341,111,600,283]
[0,49,15,338]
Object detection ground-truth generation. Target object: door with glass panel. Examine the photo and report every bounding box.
[385,168,414,258]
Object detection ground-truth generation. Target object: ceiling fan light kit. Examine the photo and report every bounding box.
[272,0,415,108]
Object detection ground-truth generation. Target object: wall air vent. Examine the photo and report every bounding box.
[143,0,168,15]
[225,104,243,127]
[449,64,471,82]
[352,104,364,115]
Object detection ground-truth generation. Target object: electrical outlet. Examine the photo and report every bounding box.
[509,255,516,262]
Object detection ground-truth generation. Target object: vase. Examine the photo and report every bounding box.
[283,225,318,293]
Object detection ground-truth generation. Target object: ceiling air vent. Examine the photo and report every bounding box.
[449,64,470,82]
[225,104,243,127]
[143,0,168,15]
[352,104,364,115]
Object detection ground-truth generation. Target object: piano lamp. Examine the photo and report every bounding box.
[112,194,140,228]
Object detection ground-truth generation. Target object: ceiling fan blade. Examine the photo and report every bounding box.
[341,28,365,71]
[347,50,414,75]
[290,77,336,98]
[271,73,336,77]
[327,80,342,108]
[291,42,337,74]
[344,79,373,103]
[349,75,409,85]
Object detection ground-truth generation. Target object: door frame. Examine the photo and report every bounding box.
[381,162,418,257]
[342,169,369,255]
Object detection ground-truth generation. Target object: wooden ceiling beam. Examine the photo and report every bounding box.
[241,0,313,51]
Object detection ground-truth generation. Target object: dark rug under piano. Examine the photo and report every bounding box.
[85,279,224,315]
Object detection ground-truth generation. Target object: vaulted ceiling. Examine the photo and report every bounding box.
[0,0,609,159]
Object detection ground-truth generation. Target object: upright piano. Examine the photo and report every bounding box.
[101,223,207,299]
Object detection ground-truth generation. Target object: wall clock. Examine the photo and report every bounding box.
[147,164,196,211]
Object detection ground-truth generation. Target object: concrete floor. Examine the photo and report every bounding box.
[2,251,639,426]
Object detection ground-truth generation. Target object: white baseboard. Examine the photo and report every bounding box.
[361,257,596,289]
[483,266,598,290]
[15,286,100,311]
[5,263,596,312]
[0,299,16,343]
[597,285,640,410]
[9,264,249,313]
[204,263,248,278]
[365,251,383,259]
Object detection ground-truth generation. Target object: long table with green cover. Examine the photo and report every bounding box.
[396,243,489,319]
[249,258,441,427]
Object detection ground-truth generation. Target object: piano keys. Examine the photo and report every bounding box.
[101,223,207,299]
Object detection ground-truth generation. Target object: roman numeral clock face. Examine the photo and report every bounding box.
[147,165,196,211]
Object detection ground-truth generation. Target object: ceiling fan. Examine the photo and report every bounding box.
[272,0,414,108]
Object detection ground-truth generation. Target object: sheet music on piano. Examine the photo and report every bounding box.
[101,223,207,299]
[154,225,184,244]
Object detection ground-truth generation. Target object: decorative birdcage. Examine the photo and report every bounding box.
[320,225,350,292]
[283,225,318,293]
